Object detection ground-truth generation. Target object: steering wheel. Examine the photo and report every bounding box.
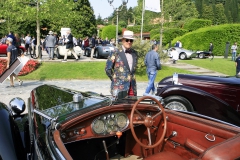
[130,96,167,149]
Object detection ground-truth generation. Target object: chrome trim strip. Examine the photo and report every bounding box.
[33,109,53,120]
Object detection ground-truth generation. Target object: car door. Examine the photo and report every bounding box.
[0,44,7,54]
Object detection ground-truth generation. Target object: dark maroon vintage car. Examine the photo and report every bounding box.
[157,73,240,126]
[0,43,25,56]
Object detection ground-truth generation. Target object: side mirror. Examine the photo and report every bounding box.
[9,97,26,116]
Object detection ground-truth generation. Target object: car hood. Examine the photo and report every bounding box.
[30,85,112,125]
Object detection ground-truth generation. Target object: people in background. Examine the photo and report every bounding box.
[25,34,32,55]
[231,42,238,61]
[62,29,79,62]
[235,54,240,77]
[45,31,56,60]
[171,48,179,64]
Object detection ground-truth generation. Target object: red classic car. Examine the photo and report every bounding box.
[157,73,240,126]
[0,85,240,160]
[0,43,25,56]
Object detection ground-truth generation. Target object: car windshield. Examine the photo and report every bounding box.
[31,85,112,124]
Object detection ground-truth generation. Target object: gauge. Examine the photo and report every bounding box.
[116,114,128,128]
[106,125,113,133]
[112,125,119,132]
[108,119,115,126]
[92,119,105,134]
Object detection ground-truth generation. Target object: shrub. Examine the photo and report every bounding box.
[183,18,212,31]
[0,59,7,75]
[171,24,240,56]
[0,58,40,76]
[127,24,161,33]
[18,59,41,76]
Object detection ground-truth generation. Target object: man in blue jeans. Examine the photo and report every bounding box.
[144,44,161,95]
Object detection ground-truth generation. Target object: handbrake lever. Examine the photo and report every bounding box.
[164,131,177,141]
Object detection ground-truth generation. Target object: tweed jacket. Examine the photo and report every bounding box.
[105,47,138,96]
[66,33,74,49]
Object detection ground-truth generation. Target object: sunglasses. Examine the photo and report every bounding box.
[125,39,134,43]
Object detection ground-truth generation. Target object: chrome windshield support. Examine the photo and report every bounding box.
[33,109,59,130]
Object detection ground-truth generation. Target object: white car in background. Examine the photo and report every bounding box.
[167,47,196,60]
[55,45,83,59]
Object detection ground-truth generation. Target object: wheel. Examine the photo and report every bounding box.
[199,53,204,59]
[19,49,24,55]
[130,96,167,149]
[56,48,62,59]
[95,50,100,59]
[179,53,187,60]
[87,49,91,57]
[164,96,194,112]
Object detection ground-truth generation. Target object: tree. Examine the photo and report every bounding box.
[0,0,96,49]
[96,14,104,25]
[213,3,227,24]
[201,4,215,23]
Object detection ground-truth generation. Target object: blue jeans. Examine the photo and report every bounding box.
[145,71,157,94]
[232,52,236,61]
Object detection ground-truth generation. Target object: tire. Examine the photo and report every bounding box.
[199,53,204,59]
[56,48,62,59]
[87,50,91,57]
[164,96,194,112]
[95,50,100,59]
[19,49,24,55]
[179,53,187,60]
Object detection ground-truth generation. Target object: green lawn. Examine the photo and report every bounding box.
[179,57,236,76]
[21,61,195,82]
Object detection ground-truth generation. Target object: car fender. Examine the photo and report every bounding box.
[0,102,26,160]
[157,85,240,126]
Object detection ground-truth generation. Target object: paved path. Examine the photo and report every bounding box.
[0,51,228,108]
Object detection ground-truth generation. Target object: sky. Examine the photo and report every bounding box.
[89,0,138,19]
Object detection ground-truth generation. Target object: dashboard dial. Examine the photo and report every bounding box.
[108,119,115,126]
[92,119,105,134]
[116,114,128,128]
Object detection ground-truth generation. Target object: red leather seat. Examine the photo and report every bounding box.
[144,151,185,160]
[144,134,240,160]
[198,134,240,160]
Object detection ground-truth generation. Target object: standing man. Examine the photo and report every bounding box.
[209,42,214,61]
[144,44,161,95]
[90,35,96,59]
[235,54,240,77]
[62,29,79,62]
[105,30,138,96]
[6,37,23,87]
[45,31,56,60]
[25,34,32,55]
[231,42,238,61]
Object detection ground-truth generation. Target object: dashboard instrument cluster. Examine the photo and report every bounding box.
[91,112,129,135]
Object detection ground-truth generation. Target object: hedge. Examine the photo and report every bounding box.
[150,28,189,46]
[126,21,182,34]
[171,24,240,56]
[183,18,212,31]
